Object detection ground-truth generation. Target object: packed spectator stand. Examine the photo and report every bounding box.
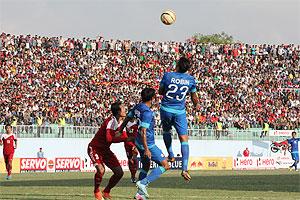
[0,33,299,132]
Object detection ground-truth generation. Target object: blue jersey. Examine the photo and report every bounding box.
[128,103,155,149]
[160,72,197,111]
[288,138,300,153]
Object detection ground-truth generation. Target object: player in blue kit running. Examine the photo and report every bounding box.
[159,57,200,181]
[119,87,170,199]
[287,131,299,171]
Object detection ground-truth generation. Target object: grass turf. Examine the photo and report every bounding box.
[0,170,299,200]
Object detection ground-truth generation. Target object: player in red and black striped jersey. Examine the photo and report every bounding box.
[124,119,139,183]
[87,102,134,200]
[0,124,17,180]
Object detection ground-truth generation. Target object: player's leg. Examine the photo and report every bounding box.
[87,145,105,200]
[103,150,124,199]
[295,160,299,171]
[94,164,105,193]
[129,147,139,182]
[4,155,9,179]
[292,153,299,171]
[137,146,170,198]
[137,148,150,181]
[125,144,138,183]
[160,109,175,161]
[139,146,170,185]
[174,113,191,181]
[5,154,13,179]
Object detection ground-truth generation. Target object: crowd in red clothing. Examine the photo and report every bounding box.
[0,33,299,129]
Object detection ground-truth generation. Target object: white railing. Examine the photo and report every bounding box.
[0,125,296,141]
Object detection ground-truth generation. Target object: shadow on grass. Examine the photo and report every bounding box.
[1,174,299,193]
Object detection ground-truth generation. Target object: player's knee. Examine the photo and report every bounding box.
[96,164,105,175]
[179,135,188,142]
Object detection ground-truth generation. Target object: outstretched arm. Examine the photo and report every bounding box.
[106,128,128,143]
[118,116,131,136]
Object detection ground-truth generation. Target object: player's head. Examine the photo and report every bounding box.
[141,87,156,103]
[176,57,191,73]
[292,131,297,138]
[5,124,12,134]
[111,101,126,118]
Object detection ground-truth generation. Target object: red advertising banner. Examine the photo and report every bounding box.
[55,157,81,171]
[20,158,47,172]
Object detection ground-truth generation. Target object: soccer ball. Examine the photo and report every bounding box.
[134,193,147,200]
[161,10,176,25]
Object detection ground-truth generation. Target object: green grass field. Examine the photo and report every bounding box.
[0,170,299,200]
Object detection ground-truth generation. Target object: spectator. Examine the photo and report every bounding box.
[0,32,299,131]
[37,148,44,158]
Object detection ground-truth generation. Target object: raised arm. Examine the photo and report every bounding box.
[116,109,135,137]
[191,92,200,110]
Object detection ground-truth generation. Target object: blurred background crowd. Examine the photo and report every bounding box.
[0,33,299,130]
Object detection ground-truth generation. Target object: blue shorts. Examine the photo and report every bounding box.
[291,152,299,161]
[137,144,166,166]
[160,109,188,135]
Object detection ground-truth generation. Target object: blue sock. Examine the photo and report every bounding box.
[181,141,189,171]
[138,169,148,181]
[163,132,174,158]
[140,166,166,185]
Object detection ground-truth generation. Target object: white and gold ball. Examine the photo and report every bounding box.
[161,10,176,25]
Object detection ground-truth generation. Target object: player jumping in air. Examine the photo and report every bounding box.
[87,102,133,200]
[287,131,299,171]
[159,57,200,181]
[0,124,17,180]
[120,87,170,199]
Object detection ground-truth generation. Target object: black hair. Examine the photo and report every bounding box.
[5,124,12,129]
[177,57,191,73]
[141,87,156,102]
[111,101,122,117]
[292,131,297,135]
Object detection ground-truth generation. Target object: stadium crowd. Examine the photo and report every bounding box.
[0,33,299,130]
